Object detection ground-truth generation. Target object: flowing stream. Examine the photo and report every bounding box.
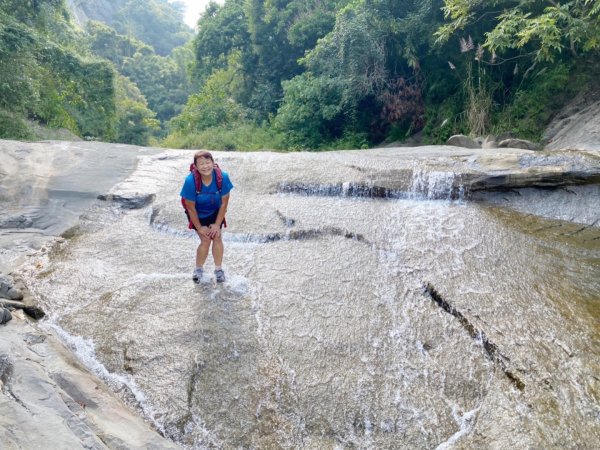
[17,149,600,449]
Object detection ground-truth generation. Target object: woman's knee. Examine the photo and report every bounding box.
[198,237,211,249]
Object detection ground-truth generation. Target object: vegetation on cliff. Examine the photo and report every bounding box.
[1,0,599,149]
[0,0,191,144]
[166,0,599,150]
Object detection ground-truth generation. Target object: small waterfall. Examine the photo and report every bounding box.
[277,168,466,201]
[409,168,464,200]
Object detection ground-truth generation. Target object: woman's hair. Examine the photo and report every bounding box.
[194,151,214,164]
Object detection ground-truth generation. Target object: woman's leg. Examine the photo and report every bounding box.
[196,228,212,267]
[211,234,224,267]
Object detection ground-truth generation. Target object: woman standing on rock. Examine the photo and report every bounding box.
[181,151,233,283]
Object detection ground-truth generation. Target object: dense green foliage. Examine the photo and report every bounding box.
[169,0,600,150]
[0,0,194,144]
[83,20,193,129]
[1,0,598,149]
[111,0,192,56]
[0,4,117,140]
[115,75,160,145]
[71,0,193,56]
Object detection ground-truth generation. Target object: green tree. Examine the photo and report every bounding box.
[121,49,192,125]
[85,20,152,67]
[115,75,160,145]
[274,1,388,145]
[85,20,193,130]
[0,13,41,113]
[431,1,600,139]
[241,0,343,115]
[170,53,247,133]
[273,73,345,149]
[192,0,250,85]
[0,8,118,140]
[436,0,600,62]
[40,51,117,139]
[272,0,443,147]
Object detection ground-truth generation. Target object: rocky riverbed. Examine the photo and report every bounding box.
[0,140,178,448]
[1,136,599,448]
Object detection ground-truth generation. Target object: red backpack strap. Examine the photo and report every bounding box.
[213,163,223,192]
[189,163,201,193]
[213,163,227,228]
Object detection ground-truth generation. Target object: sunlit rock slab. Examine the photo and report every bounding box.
[17,148,600,448]
[0,139,158,274]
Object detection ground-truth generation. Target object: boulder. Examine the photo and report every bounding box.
[0,308,11,325]
[97,192,156,209]
[496,131,517,142]
[0,275,23,301]
[446,134,481,148]
[498,138,540,150]
[0,215,33,229]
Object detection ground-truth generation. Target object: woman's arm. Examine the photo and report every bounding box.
[184,199,207,237]
[208,193,229,238]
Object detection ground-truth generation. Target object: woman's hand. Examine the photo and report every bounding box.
[208,223,221,238]
[197,227,210,238]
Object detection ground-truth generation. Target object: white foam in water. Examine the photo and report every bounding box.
[151,220,273,246]
[151,221,192,237]
[342,181,351,195]
[225,232,276,244]
[42,321,166,434]
[180,413,222,448]
[221,273,249,294]
[364,415,374,436]
[113,271,249,297]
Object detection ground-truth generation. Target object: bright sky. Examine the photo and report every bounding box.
[171,0,222,29]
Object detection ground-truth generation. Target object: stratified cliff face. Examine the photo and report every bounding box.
[65,0,124,26]
[543,86,600,152]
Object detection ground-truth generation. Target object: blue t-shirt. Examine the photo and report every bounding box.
[180,170,233,218]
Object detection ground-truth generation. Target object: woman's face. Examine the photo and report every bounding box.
[195,157,214,176]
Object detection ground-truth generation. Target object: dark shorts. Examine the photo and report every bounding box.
[199,211,223,227]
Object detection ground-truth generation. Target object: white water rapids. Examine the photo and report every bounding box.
[8,146,600,449]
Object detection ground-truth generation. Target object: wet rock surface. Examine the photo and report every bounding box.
[97,192,156,209]
[0,307,11,324]
[1,139,599,448]
[497,138,540,150]
[0,316,180,449]
[1,140,173,448]
[0,139,158,274]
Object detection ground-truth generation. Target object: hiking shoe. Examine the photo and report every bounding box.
[215,269,226,283]
[192,267,203,282]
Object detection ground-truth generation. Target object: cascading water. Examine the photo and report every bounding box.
[409,168,461,200]
[17,149,600,449]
